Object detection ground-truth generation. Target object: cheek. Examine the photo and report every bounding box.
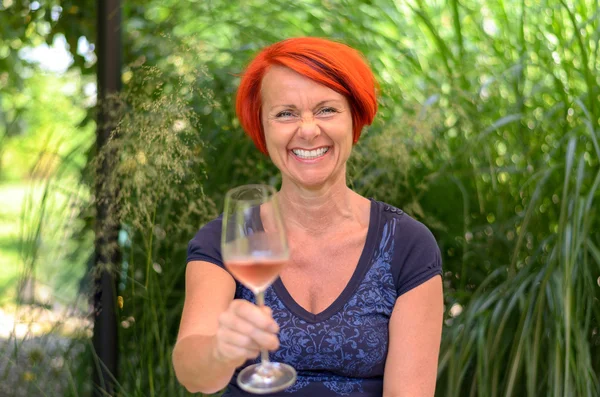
[263,127,277,148]
[336,121,354,145]
[263,127,288,163]
[264,122,295,146]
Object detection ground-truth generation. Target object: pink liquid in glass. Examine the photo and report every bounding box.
[225,258,286,292]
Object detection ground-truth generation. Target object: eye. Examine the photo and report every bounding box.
[317,107,338,116]
[275,110,295,118]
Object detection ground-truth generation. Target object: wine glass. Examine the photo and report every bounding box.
[221,184,297,394]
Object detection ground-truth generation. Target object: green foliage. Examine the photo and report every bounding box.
[0,0,92,159]
[0,71,93,181]
[4,0,600,396]
[92,63,217,396]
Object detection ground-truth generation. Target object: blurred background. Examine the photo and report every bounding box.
[0,0,599,396]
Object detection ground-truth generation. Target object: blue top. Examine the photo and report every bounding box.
[187,199,442,396]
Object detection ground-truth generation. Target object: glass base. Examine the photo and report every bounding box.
[237,362,297,394]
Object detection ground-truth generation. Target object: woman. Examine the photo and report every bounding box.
[173,37,443,396]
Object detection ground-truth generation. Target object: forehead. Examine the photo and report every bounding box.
[260,65,345,106]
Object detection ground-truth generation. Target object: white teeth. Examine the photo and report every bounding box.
[292,147,329,159]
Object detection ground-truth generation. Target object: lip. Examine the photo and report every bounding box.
[289,146,331,163]
[289,145,330,151]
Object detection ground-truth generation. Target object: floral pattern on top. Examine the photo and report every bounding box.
[234,219,398,395]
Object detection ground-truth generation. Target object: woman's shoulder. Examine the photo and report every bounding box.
[371,199,442,296]
[371,199,433,239]
[187,214,224,266]
[198,214,223,234]
[371,199,404,219]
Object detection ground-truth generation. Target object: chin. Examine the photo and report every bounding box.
[293,172,338,190]
[298,180,328,190]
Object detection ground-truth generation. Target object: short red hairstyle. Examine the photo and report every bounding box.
[235,37,378,154]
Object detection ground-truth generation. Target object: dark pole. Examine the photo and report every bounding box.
[94,0,121,395]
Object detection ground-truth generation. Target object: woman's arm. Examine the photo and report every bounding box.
[383,275,444,397]
[172,261,279,393]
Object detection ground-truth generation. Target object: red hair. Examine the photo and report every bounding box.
[236,37,378,154]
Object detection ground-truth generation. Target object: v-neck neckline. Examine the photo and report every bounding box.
[271,199,381,323]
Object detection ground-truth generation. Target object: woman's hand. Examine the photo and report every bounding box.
[213,299,280,367]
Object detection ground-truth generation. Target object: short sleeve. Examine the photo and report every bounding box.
[187,215,224,268]
[390,214,442,297]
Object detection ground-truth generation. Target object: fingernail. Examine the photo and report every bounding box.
[269,323,279,333]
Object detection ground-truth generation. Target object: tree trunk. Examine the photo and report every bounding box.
[93,0,121,395]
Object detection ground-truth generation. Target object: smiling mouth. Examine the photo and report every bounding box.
[291,147,330,160]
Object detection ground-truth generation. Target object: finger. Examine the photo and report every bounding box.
[215,343,250,366]
[217,340,260,363]
[247,327,279,351]
[245,348,260,360]
[261,306,272,316]
[231,300,279,332]
[218,310,255,335]
[218,328,260,351]
[219,313,279,351]
[260,306,280,333]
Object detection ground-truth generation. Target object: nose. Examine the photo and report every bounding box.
[297,115,320,141]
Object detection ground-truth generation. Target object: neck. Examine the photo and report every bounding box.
[277,169,359,235]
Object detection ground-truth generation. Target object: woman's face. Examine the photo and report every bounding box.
[260,66,353,190]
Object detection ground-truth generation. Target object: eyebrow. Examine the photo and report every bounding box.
[269,99,343,110]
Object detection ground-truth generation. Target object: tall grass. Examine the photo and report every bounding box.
[389,0,600,395]
[1,139,94,396]
[93,0,600,395]
[9,0,600,395]
[437,137,600,396]
[92,63,218,396]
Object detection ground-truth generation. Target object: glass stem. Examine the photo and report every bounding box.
[255,290,270,365]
